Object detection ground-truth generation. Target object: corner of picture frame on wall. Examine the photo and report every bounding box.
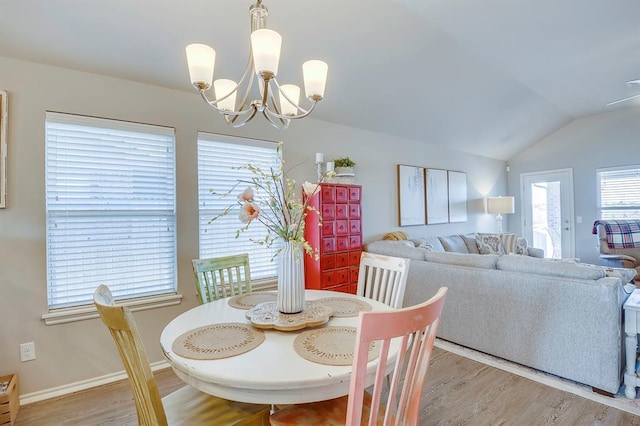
[448,170,467,222]
[397,164,426,226]
[0,89,7,209]
[425,168,449,224]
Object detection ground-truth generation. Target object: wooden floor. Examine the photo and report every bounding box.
[15,347,640,425]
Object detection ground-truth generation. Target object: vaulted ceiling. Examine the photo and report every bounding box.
[1,0,639,160]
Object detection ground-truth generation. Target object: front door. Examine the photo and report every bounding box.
[521,169,575,259]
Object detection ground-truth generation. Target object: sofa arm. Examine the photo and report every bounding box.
[600,254,637,269]
[527,247,545,258]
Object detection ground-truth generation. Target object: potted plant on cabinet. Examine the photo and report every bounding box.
[334,157,356,176]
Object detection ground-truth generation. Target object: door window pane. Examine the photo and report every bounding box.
[531,181,562,258]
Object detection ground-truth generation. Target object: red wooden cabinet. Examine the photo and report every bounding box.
[304,183,362,294]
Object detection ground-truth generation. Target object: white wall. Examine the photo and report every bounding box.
[0,56,505,397]
[507,107,640,265]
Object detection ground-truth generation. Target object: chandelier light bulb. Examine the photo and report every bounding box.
[302,59,329,99]
[214,79,237,112]
[251,29,282,76]
[186,43,216,89]
[279,84,300,116]
[303,60,328,99]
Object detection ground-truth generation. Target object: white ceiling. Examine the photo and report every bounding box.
[1,0,639,160]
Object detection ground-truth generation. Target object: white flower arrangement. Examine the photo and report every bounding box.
[210,142,333,258]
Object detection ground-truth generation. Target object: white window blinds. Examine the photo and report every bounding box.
[197,133,280,280]
[597,166,640,219]
[45,112,177,309]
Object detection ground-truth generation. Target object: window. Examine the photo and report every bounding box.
[197,133,280,282]
[597,165,640,219]
[45,112,176,310]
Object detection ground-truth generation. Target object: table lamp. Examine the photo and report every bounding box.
[486,196,515,233]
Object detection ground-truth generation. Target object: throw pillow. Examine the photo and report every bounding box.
[415,237,445,252]
[475,233,506,255]
[417,240,438,252]
[438,235,469,253]
[462,234,481,254]
[499,233,518,254]
[515,237,528,255]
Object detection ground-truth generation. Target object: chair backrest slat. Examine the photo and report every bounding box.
[357,252,410,309]
[191,254,252,304]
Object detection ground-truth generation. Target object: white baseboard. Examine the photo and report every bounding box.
[19,360,171,405]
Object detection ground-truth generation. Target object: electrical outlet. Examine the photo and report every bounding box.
[20,342,35,362]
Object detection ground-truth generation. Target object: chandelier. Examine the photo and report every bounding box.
[185,0,328,130]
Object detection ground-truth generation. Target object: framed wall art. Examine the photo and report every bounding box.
[425,168,449,224]
[448,170,467,222]
[0,90,7,208]
[397,165,426,226]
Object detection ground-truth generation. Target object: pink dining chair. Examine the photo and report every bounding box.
[269,287,448,426]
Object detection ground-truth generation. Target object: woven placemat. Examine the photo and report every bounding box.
[228,292,277,310]
[171,322,265,360]
[293,326,379,366]
[316,297,372,318]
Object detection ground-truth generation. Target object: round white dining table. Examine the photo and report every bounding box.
[160,289,400,405]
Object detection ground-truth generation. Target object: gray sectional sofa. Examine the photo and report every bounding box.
[365,234,636,394]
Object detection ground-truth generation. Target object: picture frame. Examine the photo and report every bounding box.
[0,90,7,208]
[448,170,467,222]
[425,168,449,224]
[397,165,426,226]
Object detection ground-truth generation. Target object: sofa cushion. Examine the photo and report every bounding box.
[604,267,637,283]
[476,233,506,255]
[462,234,481,254]
[414,237,445,252]
[439,235,469,253]
[381,240,414,247]
[364,241,427,261]
[526,246,545,258]
[497,255,606,280]
[579,263,637,284]
[424,252,499,269]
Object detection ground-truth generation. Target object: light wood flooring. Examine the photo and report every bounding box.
[15,347,640,425]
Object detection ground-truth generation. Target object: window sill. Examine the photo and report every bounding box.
[42,293,183,325]
[252,277,277,291]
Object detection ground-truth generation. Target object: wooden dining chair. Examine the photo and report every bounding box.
[192,253,252,304]
[357,252,411,309]
[93,284,270,426]
[269,287,448,426]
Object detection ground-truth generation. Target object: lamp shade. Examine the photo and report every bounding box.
[487,196,515,214]
[303,60,328,99]
[214,79,237,112]
[186,43,216,88]
[279,84,300,116]
[251,29,281,75]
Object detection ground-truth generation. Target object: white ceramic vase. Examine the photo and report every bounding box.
[277,241,306,314]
